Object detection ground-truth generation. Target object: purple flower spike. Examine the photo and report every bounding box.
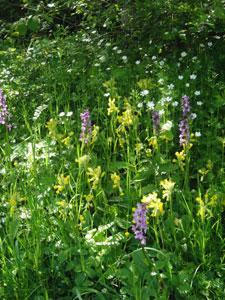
[152,111,160,133]
[179,118,190,146]
[80,109,92,143]
[0,89,12,130]
[181,95,190,117]
[132,203,148,245]
[179,95,191,146]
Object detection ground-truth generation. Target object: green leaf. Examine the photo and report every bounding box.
[28,16,40,33]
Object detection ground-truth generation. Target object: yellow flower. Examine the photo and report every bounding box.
[160,179,175,201]
[142,192,164,217]
[107,98,119,115]
[87,166,103,189]
[196,196,206,220]
[85,194,94,202]
[150,201,164,217]
[57,200,67,208]
[124,231,129,237]
[79,215,84,223]
[117,103,133,127]
[174,150,186,170]
[76,155,90,168]
[111,172,121,189]
[148,136,158,150]
[61,136,70,146]
[175,150,185,161]
[46,118,57,132]
[91,125,100,143]
[9,193,17,216]
[54,174,70,194]
[142,192,159,205]
[146,148,152,157]
[46,119,61,139]
[209,194,218,206]
[135,143,144,154]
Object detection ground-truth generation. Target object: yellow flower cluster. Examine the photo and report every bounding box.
[54,174,70,194]
[107,98,119,115]
[91,125,100,144]
[46,119,61,140]
[196,192,219,220]
[174,149,186,170]
[141,192,164,217]
[148,136,158,150]
[160,179,175,201]
[86,166,104,190]
[135,143,144,154]
[76,154,90,168]
[111,172,121,189]
[198,160,213,181]
[117,102,133,128]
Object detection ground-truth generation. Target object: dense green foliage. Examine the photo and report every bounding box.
[0,1,225,299]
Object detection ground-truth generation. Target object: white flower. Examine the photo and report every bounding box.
[112,46,118,51]
[172,101,178,107]
[140,90,149,96]
[197,101,203,106]
[190,74,197,80]
[181,51,187,57]
[117,49,122,54]
[158,79,164,84]
[194,91,201,96]
[185,83,190,87]
[190,113,197,120]
[66,111,73,117]
[168,84,174,90]
[200,43,205,48]
[106,42,111,47]
[146,101,155,110]
[159,98,165,106]
[152,56,157,60]
[59,112,65,117]
[47,3,55,8]
[122,55,127,62]
[177,63,181,67]
[135,60,141,65]
[195,132,201,137]
[20,208,31,220]
[159,109,165,116]
[161,120,173,131]
[165,96,172,102]
[99,56,105,62]
[104,93,110,97]
[159,61,164,66]
[0,168,6,174]
[137,102,143,108]
[208,42,212,47]
[178,75,183,80]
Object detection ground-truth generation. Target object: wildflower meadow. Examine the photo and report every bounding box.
[0,1,225,299]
